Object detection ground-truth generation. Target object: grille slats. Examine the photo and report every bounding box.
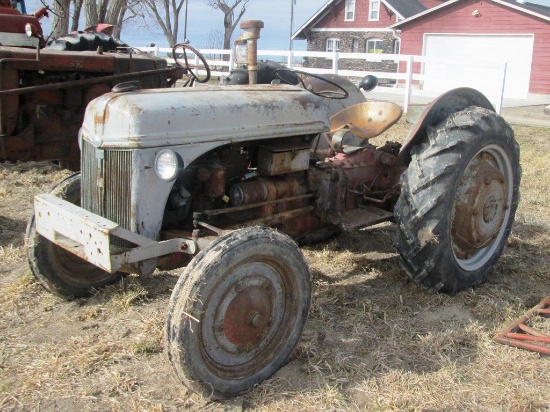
[82,141,133,247]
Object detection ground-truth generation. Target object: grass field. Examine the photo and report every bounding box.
[0,122,549,411]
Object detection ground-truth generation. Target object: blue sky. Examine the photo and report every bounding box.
[26,0,550,50]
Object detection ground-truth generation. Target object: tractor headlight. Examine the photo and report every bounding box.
[78,128,83,150]
[155,150,181,181]
[25,23,34,38]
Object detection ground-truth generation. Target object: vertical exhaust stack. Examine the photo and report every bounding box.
[235,20,264,85]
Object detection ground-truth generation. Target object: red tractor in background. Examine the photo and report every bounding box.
[0,0,48,47]
[0,0,184,169]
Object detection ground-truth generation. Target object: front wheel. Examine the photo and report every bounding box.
[26,174,122,299]
[394,107,521,293]
[165,227,311,399]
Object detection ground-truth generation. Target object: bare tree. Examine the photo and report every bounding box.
[43,0,141,40]
[112,1,144,39]
[50,0,70,39]
[139,0,186,48]
[203,28,225,49]
[70,0,84,32]
[206,0,250,50]
[201,28,225,67]
[83,0,129,28]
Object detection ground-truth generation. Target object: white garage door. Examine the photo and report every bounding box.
[423,34,534,99]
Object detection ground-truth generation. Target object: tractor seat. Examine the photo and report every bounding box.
[329,101,403,140]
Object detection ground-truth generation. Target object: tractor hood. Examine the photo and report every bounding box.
[81,84,330,149]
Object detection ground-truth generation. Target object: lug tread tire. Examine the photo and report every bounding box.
[395,107,521,293]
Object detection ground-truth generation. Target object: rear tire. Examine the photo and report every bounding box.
[394,107,520,293]
[166,227,311,399]
[26,174,122,299]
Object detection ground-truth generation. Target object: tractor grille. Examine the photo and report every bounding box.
[81,140,132,235]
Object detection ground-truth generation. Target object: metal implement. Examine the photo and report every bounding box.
[494,297,550,355]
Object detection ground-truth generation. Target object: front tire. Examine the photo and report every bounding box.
[395,107,521,293]
[166,227,311,399]
[26,174,122,299]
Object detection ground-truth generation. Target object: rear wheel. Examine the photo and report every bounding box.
[395,107,521,293]
[166,227,311,399]
[26,174,122,299]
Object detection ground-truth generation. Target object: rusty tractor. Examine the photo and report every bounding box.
[0,0,197,169]
[27,20,521,398]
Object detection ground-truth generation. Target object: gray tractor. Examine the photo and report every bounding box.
[27,21,520,399]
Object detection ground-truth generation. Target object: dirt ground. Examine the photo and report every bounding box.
[1,114,549,411]
[501,104,550,121]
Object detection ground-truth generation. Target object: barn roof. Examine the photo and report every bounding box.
[385,0,428,19]
[389,0,550,29]
[499,0,550,17]
[292,0,428,40]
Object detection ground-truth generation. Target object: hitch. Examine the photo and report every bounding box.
[493,297,550,355]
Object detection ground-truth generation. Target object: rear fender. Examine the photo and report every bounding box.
[399,88,494,164]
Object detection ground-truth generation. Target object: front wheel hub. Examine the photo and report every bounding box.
[452,152,508,259]
[222,284,273,346]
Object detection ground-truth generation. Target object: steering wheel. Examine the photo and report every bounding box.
[274,68,349,99]
[172,43,211,87]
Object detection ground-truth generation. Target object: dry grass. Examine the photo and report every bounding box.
[1,122,549,411]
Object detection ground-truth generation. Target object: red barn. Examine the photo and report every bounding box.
[294,0,437,54]
[295,0,550,98]
[293,0,435,77]
[390,0,550,99]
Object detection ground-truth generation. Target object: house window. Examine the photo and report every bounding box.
[366,38,383,54]
[369,0,380,21]
[352,38,360,53]
[393,39,401,55]
[345,0,355,21]
[326,38,340,52]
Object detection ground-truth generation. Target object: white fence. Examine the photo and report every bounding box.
[137,46,508,114]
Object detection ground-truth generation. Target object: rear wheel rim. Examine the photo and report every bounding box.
[450,144,513,271]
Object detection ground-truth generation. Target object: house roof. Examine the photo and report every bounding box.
[385,0,428,19]
[292,0,338,40]
[389,0,550,29]
[292,0,428,40]
[499,0,550,17]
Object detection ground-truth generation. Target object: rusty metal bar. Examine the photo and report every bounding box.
[197,221,232,237]
[0,67,183,96]
[493,296,550,355]
[243,206,314,227]
[202,194,314,217]
[518,323,547,337]
[506,333,550,343]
